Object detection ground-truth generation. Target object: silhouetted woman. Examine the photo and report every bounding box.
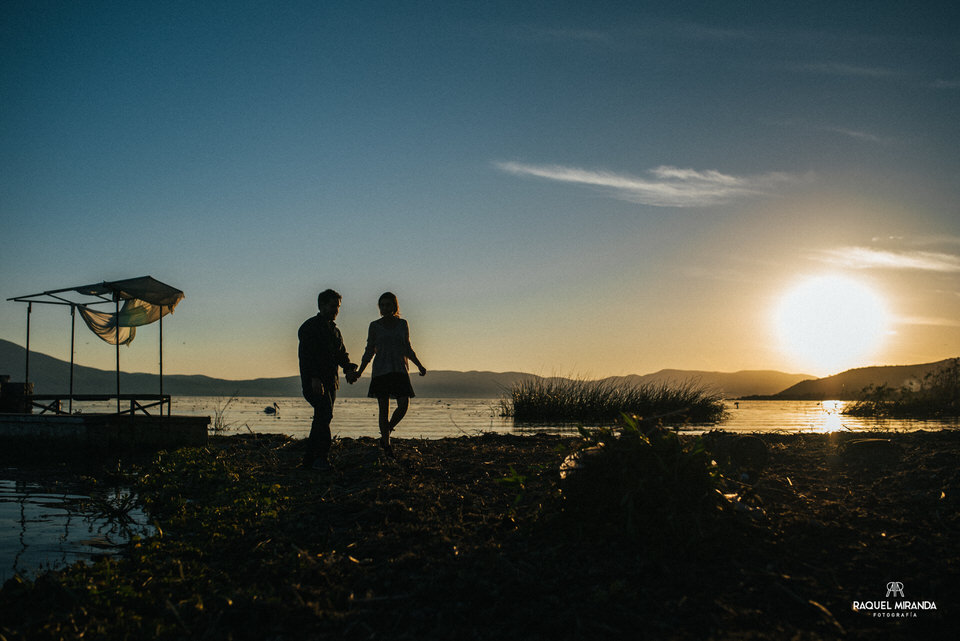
[355,292,426,456]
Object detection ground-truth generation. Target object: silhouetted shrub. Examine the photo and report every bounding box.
[559,414,724,542]
[846,358,960,418]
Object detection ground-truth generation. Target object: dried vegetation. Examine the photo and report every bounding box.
[1,428,958,640]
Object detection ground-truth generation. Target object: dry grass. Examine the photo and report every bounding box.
[1,430,957,639]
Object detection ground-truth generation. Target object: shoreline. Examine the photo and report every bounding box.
[1,430,957,639]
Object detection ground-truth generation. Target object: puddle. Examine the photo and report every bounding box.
[0,477,154,583]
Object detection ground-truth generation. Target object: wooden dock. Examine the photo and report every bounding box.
[0,413,209,448]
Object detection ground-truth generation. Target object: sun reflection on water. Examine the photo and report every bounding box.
[818,400,847,433]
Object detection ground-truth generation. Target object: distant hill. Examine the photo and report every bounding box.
[0,339,525,398]
[0,338,298,397]
[767,360,956,400]
[603,369,812,399]
[0,338,812,399]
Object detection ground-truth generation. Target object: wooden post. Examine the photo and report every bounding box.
[116,296,121,414]
[70,305,76,414]
[159,307,164,416]
[25,302,32,384]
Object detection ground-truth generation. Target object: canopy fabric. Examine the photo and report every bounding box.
[73,277,183,346]
[9,276,183,403]
[8,275,184,346]
[78,298,170,346]
[73,276,185,308]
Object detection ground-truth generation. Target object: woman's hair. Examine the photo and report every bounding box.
[378,291,399,316]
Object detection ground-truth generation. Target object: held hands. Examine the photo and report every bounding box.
[344,364,360,384]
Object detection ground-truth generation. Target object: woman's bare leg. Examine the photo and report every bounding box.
[389,396,409,431]
[377,396,394,456]
[377,396,391,435]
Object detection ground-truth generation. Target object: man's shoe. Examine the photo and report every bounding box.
[311,459,332,471]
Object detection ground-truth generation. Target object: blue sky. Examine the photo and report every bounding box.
[2,1,959,381]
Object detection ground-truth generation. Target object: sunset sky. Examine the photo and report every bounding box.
[2,1,959,381]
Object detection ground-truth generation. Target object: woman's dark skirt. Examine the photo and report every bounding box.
[368,372,416,399]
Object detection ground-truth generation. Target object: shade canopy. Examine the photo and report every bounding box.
[8,276,184,412]
[9,276,184,346]
[73,276,185,307]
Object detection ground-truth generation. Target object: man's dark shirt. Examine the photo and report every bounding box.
[298,314,351,392]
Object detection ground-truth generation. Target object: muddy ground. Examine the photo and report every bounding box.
[0,429,957,640]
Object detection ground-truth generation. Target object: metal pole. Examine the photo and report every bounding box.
[70,305,76,413]
[159,307,164,416]
[25,302,32,384]
[116,296,121,414]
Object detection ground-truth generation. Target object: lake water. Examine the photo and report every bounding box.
[0,479,153,583]
[169,396,960,437]
[5,396,957,581]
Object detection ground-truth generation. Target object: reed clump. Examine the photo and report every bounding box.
[845,358,960,418]
[501,376,726,425]
[560,415,724,542]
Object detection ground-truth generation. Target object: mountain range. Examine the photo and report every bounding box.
[1,338,953,400]
[762,359,956,400]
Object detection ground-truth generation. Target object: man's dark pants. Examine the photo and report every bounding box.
[303,381,336,467]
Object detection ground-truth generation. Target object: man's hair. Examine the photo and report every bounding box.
[317,289,342,309]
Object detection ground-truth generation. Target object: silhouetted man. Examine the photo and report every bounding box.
[298,289,358,470]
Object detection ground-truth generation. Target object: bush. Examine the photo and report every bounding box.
[845,358,960,418]
[559,415,723,542]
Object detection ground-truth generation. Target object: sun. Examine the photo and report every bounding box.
[774,275,890,375]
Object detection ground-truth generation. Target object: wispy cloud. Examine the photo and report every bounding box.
[821,126,891,145]
[769,118,892,145]
[931,79,960,89]
[538,28,613,45]
[873,234,960,248]
[793,62,900,79]
[898,315,960,327]
[495,161,796,207]
[504,25,619,48]
[671,23,759,42]
[812,246,960,272]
